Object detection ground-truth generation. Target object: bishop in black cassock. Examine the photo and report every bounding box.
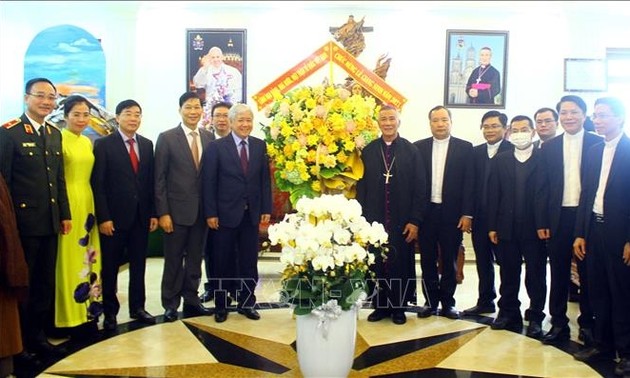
[356,105,427,325]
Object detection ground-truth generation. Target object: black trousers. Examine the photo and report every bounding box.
[203,229,216,292]
[471,217,497,306]
[212,210,259,310]
[19,234,57,347]
[100,214,149,317]
[548,207,593,329]
[587,218,630,357]
[496,236,547,322]
[418,204,462,310]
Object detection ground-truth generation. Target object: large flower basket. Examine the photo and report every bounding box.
[296,303,358,378]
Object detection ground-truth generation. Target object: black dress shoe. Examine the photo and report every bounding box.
[237,307,261,320]
[31,339,67,356]
[578,328,594,346]
[615,358,630,376]
[417,305,438,318]
[199,290,214,303]
[491,317,523,333]
[367,309,390,322]
[215,309,228,323]
[526,321,543,339]
[463,304,496,316]
[130,309,157,325]
[14,350,41,368]
[163,309,178,322]
[391,312,407,325]
[440,307,461,320]
[103,315,117,331]
[541,325,570,345]
[183,303,213,317]
[573,346,614,362]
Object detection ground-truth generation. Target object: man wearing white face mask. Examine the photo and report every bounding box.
[487,115,548,338]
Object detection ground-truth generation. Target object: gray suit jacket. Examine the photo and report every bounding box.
[154,125,214,226]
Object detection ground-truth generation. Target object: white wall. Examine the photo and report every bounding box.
[2,1,630,145]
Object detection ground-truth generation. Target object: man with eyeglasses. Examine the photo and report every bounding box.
[533,108,559,149]
[0,77,71,365]
[539,95,602,346]
[464,111,513,317]
[573,97,630,375]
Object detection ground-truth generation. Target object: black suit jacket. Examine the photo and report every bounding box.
[202,133,271,228]
[575,135,630,248]
[91,131,155,230]
[413,136,474,225]
[487,149,547,241]
[540,131,602,233]
[472,140,514,220]
[0,114,70,235]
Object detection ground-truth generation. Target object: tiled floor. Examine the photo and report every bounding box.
[19,257,616,377]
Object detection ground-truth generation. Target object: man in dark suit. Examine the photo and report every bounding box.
[573,97,630,376]
[539,95,602,346]
[533,107,558,149]
[202,103,272,323]
[91,99,158,331]
[413,105,474,320]
[154,92,214,322]
[463,110,513,316]
[487,115,548,337]
[0,78,71,360]
[199,101,232,304]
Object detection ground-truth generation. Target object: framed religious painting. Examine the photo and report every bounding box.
[444,30,509,108]
[186,28,247,107]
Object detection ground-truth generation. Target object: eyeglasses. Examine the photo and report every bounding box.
[27,92,58,101]
[535,119,556,125]
[592,113,615,120]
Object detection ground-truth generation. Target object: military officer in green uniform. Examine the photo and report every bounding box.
[0,78,71,363]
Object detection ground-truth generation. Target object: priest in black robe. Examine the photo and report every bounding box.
[357,105,427,325]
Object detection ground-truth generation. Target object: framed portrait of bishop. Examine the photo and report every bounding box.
[444,30,509,108]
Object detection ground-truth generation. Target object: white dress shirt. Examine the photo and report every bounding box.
[593,133,623,215]
[180,124,202,162]
[562,129,584,207]
[431,137,450,204]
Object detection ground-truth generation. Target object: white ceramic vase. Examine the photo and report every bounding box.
[296,307,358,378]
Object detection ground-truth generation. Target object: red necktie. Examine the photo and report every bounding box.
[127,139,139,174]
[240,140,248,174]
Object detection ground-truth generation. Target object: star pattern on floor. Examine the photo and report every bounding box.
[42,309,603,378]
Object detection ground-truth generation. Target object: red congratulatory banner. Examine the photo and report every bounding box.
[252,41,407,111]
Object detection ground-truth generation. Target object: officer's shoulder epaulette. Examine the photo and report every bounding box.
[45,120,60,131]
[2,118,21,129]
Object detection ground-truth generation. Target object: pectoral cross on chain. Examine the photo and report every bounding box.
[383,171,393,184]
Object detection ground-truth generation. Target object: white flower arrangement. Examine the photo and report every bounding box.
[267,194,388,316]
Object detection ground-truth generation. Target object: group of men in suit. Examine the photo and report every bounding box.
[0,79,272,370]
[360,96,630,376]
[462,95,630,376]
